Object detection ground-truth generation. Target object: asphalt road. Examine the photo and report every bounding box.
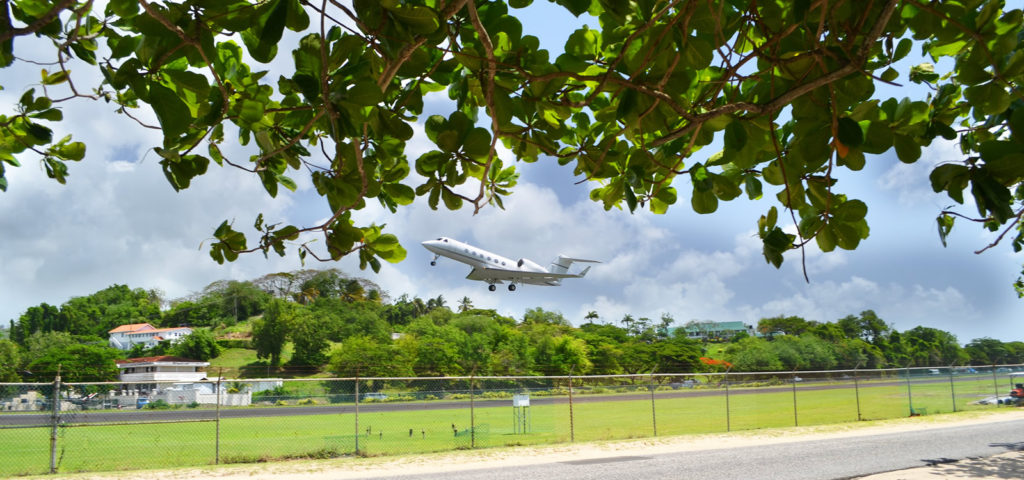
[0,377,987,427]
[379,418,1024,480]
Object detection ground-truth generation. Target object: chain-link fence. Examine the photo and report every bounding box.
[2,364,1022,476]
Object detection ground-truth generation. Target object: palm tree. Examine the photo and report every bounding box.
[457,296,474,313]
[584,311,599,324]
[427,294,447,311]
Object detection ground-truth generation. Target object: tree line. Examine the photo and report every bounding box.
[2,269,1022,383]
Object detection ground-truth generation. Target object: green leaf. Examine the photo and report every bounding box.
[436,130,460,153]
[57,142,86,161]
[26,122,53,144]
[382,4,440,34]
[929,163,969,203]
[164,70,210,97]
[615,88,638,120]
[880,67,899,82]
[893,38,912,62]
[30,109,63,121]
[909,63,939,84]
[565,26,600,59]
[441,188,463,210]
[762,227,793,268]
[834,199,868,222]
[383,183,415,205]
[762,161,785,185]
[816,225,837,252]
[711,174,742,201]
[936,214,955,248]
[277,174,297,192]
[833,222,861,250]
[149,83,191,138]
[107,0,140,17]
[964,81,1011,115]
[257,0,289,62]
[691,188,718,214]
[893,135,921,163]
[346,80,383,106]
[462,128,492,157]
[836,117,864,147]
[559,0,592,17]
[744,175,763,200]
[724,120,747,151]
[239,99,265,126]
[41,69,69,85]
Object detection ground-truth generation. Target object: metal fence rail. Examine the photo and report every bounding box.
[1,364,1022,476]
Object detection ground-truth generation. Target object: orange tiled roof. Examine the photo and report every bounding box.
[107,323,155,334]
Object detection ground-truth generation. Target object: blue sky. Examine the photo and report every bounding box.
[1,3,1021,343]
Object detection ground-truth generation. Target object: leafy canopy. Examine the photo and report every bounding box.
[2,0,1023,278]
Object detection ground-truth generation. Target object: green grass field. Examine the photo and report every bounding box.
[0,376,1009,476]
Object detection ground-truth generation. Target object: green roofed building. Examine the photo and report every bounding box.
[681,321,755,342]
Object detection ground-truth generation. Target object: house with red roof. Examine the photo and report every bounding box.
[107,323,192,351]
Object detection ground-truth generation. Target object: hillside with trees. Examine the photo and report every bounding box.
[3,269,1023,382]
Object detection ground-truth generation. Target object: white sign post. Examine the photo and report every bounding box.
[512,394,530,433]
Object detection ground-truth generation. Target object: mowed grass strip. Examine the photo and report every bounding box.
[0,377,1002,476]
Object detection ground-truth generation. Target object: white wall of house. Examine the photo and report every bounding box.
[116,358,210,383]
[108,325,192,351]
[118,371,209,382]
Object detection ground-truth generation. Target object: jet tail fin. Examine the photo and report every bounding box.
[577,266,592,278]
[548,255,601,275]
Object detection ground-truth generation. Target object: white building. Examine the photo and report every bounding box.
[110,356,269,407]
[116,355,210,383]
[108,323,192,351]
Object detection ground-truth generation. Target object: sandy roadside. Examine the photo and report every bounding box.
[31,409,1024,480]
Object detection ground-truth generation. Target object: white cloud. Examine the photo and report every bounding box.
[877,138,961,207]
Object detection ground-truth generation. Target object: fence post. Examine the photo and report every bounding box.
[791,368,799,427]
[354,374,360,455]
[905,364,915,416]
[853,361,863,421]
[470,373,476,449]
[649,370,657,437]
[991,364,999,408]
[49,367,61,474]
[568,368,575,443]
[948,363,957,413]
[724,367,731,432]
[215,368,222,464]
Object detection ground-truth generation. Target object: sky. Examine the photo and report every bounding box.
[1,3,1022,344]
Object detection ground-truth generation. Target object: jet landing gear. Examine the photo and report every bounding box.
[430,254,439,266]
[486,283,516,292]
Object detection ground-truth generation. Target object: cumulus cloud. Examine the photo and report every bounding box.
[877,138,962,207]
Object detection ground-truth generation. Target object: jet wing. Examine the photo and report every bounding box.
[466,267,582,282]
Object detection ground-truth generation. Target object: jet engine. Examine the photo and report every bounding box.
[517,258,546,272]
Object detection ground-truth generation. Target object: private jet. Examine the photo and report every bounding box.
[422,237,599,291]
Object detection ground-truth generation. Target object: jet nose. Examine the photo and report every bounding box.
[421,239,442,253]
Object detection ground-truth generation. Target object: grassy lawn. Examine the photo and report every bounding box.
[0,376,1007,476]
[208,345,295,378]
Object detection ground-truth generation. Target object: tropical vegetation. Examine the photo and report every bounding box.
[3,268,1022,383]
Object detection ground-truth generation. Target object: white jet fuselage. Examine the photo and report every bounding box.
[421,237,597,291]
